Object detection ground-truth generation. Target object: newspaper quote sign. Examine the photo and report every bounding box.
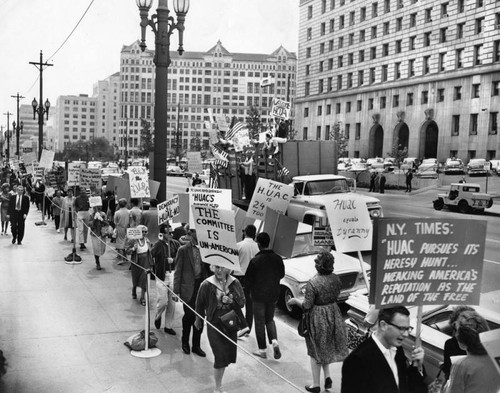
[191,206,240,271]
[128,166,150,198]
[324,195,373,253]
[370,218,486,308]
[89,196,102,208]
[80,169,101,189]
[158,196,180,225]
[126,227,143,240]
[247,178,293,221]
[188,187,232,227]
[38,149,55,169]
[270,98,291,120]
[313,216,335,246]
[68,162,86,186]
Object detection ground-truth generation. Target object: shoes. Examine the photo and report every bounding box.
[181,344,190,354]
[164,328,176,335]
[237,327,250,337]
[12,238,16,244]
[252,351,267,359]
[57,229,60,233]
[132,293,137,299]
[154,318,161,329]
[192,347,206,357]
[17,241,22,245]
[305,386,320,393]
[273,344,281,360]
[96,262,101,270]
[80,244,86,250]
[325,377,333,390]
[140,298,146,306]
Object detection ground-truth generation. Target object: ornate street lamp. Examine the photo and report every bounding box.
[12,120,24,159]
[136,0,189,200]
[31,97,50,158]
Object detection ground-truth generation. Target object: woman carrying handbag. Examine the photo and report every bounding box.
[125,224,153,305]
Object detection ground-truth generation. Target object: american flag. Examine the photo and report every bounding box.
[278,166,290,178]
[224,121,245,141]
[209,164,219,188]
[211,145,229,168]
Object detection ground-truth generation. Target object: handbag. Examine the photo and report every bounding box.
[427,365,446,393]
[123,330,158,351]
[219,309,239,333]
[297,312,310,337]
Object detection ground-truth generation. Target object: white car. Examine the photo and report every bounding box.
[443,158,465,175]
[467,158,488,176]
[416,158,440,178]
[166,165,184,177]
[280,224,370,317]
[401,157,418,172]
[367,157,384,169]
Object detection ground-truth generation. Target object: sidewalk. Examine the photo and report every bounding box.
[0,206,343,393]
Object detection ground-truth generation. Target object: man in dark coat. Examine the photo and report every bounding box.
[7,185,30,245]
[341,306,427,393]
[245,232,285,360]
[173,227,210,357]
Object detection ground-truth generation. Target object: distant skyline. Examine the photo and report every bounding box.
[0,0,299,123]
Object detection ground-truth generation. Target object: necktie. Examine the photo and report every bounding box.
[16,196,21,211]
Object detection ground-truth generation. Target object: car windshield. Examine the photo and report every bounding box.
[304,179,350,195]
[291,231,326,258]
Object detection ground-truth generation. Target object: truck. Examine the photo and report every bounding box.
[433,182,494,213]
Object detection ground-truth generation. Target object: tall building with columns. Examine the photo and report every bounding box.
[295,0,500,163]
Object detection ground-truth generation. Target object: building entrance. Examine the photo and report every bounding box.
[369,124,384,157]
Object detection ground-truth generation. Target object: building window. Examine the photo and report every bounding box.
[339,15,345,29]
[441,3,449,17]
[408,59,415,77]
[328,58,333,70]
[458,0,464,12]
[382,43,389,57]
[395,40,402,54]
[407,92,414,106]
[320,42,325,54]
[472,84,480,98]
[322,0,327,13]
[493,81,500,96]
[421,90,429,104]
[337,74,343,90]
[303,127,308,139]
[328,77,333,91]
[305,64,310,76]
[306,47,311,58]
[495,40,500,62]
[437,88,445,102]
[320,23,326,36]
[336,103,341,114]
[425,8,433,23]
[476,17,485,34]
[371,26,377,38]
[477,0,483,8]
[325,125,330,140]
[307,28,312,40]
[393,94,399,107]
[346,101,352,112]
[396,17,402,31]
[490,112,499,134]
[438,52,446,72]
[350,11,355,25]
[349,33,355,46]
[456,49,464,69]
[327,104,332,115]
[410,13,417,27]
[470,114,478,135]
[357,100,362,111]
[370,46,377,59]
[360,6,366,21]
[409,36,416,51]
[474,44,483,65]
[424,32,431,47]
[338,55,344,68]
[372,2,378,17]
[316,126,322,140]
[496,13,500,30]
[345,124,350,140]
[452,115,460,136]
[308,5,313,19]
[319,79,324,93]
[339,36,344,48]
[368,98,374,110]
[348,53,354,65]
[454,86,462,100]
[359,50,365,62]
[423,56,430,74]
[305,82,310,95]
[382,65,388,81]
[347,73,353,88]
[304,107,309,117]
[370,67,376,84]
[383,21,390,35]
[440,28,447,43]
[330,18,335,32]
[354,123,360,140]
[358,70,364,85]
[457,23,465,39]
[360,29,366,42]
[395,62,401,79]
[380,96,386,108]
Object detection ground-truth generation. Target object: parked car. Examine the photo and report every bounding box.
[367,157,384,169]
[88,161,103,170]
[490,159,500,175]
[166,165,185,177]
[100,167,122,183]
[280,224,370,317]
[401,157,418,172]
[338,158,352,171]
[433,182,494,213]
[383,157,396,171]
[467,158,488,176]
[344,292,500,378]
[416,158,440,178]
[443,158,465,175]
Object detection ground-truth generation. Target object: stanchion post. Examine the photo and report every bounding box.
[65,186,81,263]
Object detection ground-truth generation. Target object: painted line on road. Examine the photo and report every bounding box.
[485,259,500,266]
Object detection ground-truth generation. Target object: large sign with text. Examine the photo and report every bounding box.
[247,178,293,221]
[370,218,486,308]
[270,98,291,120]
[188,187,232,227]
[158,196,180,225]
[128,166,150,198]
[80,168,101,189]
[68,162,86,186]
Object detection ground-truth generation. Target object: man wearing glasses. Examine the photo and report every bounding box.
[341,306,427,393]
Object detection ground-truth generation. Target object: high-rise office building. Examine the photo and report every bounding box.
[296,0,500,162]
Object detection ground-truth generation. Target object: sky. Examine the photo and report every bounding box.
[0,0,299,125]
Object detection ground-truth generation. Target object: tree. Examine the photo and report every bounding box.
[245,106,264,140]
[329,121,349,159]
[389,143,409,169]
[189,136,202,152]
[55,137,115,162]
[137,119,154,157]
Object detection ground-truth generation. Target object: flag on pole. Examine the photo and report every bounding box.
[278,166,290,178]
[224,121,245,141]
[209,163,219,188]
[211,145,229,168]
[260,78,273,88]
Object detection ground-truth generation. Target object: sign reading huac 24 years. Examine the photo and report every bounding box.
[370,218,486,308]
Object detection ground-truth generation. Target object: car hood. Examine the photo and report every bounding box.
[295,192,381,206]
[284,250,370,283]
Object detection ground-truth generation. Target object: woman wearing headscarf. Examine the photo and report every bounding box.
[89,205,110,270]
[125,224,153,305]
[288,250,349,393]
[445,310,500,393]
[195,264,245,393]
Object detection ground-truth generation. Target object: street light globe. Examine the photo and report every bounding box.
[136,0,153,9]
[173,0,190,14]
[44,99,51,109]
[32,98,38,109]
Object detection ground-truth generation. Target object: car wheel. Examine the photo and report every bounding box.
[458,200,470,214]
[280,286,302,318]
[487,199,493,209]
[433,198,444,210]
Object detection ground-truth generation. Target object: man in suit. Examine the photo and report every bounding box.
[341,306,427,393]
[7,185,30,245]
[173,227,209,357]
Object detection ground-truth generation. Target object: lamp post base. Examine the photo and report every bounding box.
[35,221,47,226]
[130,348,162,358]
[64,247,82,264]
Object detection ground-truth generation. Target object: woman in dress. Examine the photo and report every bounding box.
[0,183,12,235]
[89,205,109,270]
[125,224,153,305]
[114,198,130,264]
[195,264,245,393]
[51,190,63,233]
[445,310,500,393]
[61,189,75,241]
[288,251,349,393]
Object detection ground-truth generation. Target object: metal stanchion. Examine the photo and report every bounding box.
[35,189,47,226]
[65,192,81,263]
[131,270,161,358]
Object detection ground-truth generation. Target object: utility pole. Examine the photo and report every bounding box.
[124,117,129,170]
[29,50,53,161]
[176,102,181,165]
[3,112,13,161]
[11,93,25,161]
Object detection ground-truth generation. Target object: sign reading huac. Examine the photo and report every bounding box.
[270,98,291,120]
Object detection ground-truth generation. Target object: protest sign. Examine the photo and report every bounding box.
[23,152,37,165]
[187,152,203,174]
[80,168,101,189]
[34,166,45,182]
[38,149,55,169]
[188,187,232,227]
[172,193,189,224]
[324,194,373,253]
[158,195,180,225]
[68,162,86,186]
[192,206,240,271]
[127,227,142,240]
[369,218,486,308]
[313,216,335,246]
[209,130,219,145]
[270,98,291,120]
[216,116,229,132]
[246,178,293,221]
[232,129,250,152]
[128,166,150,198]
[262,207,298,259]
[89,196,102,208]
